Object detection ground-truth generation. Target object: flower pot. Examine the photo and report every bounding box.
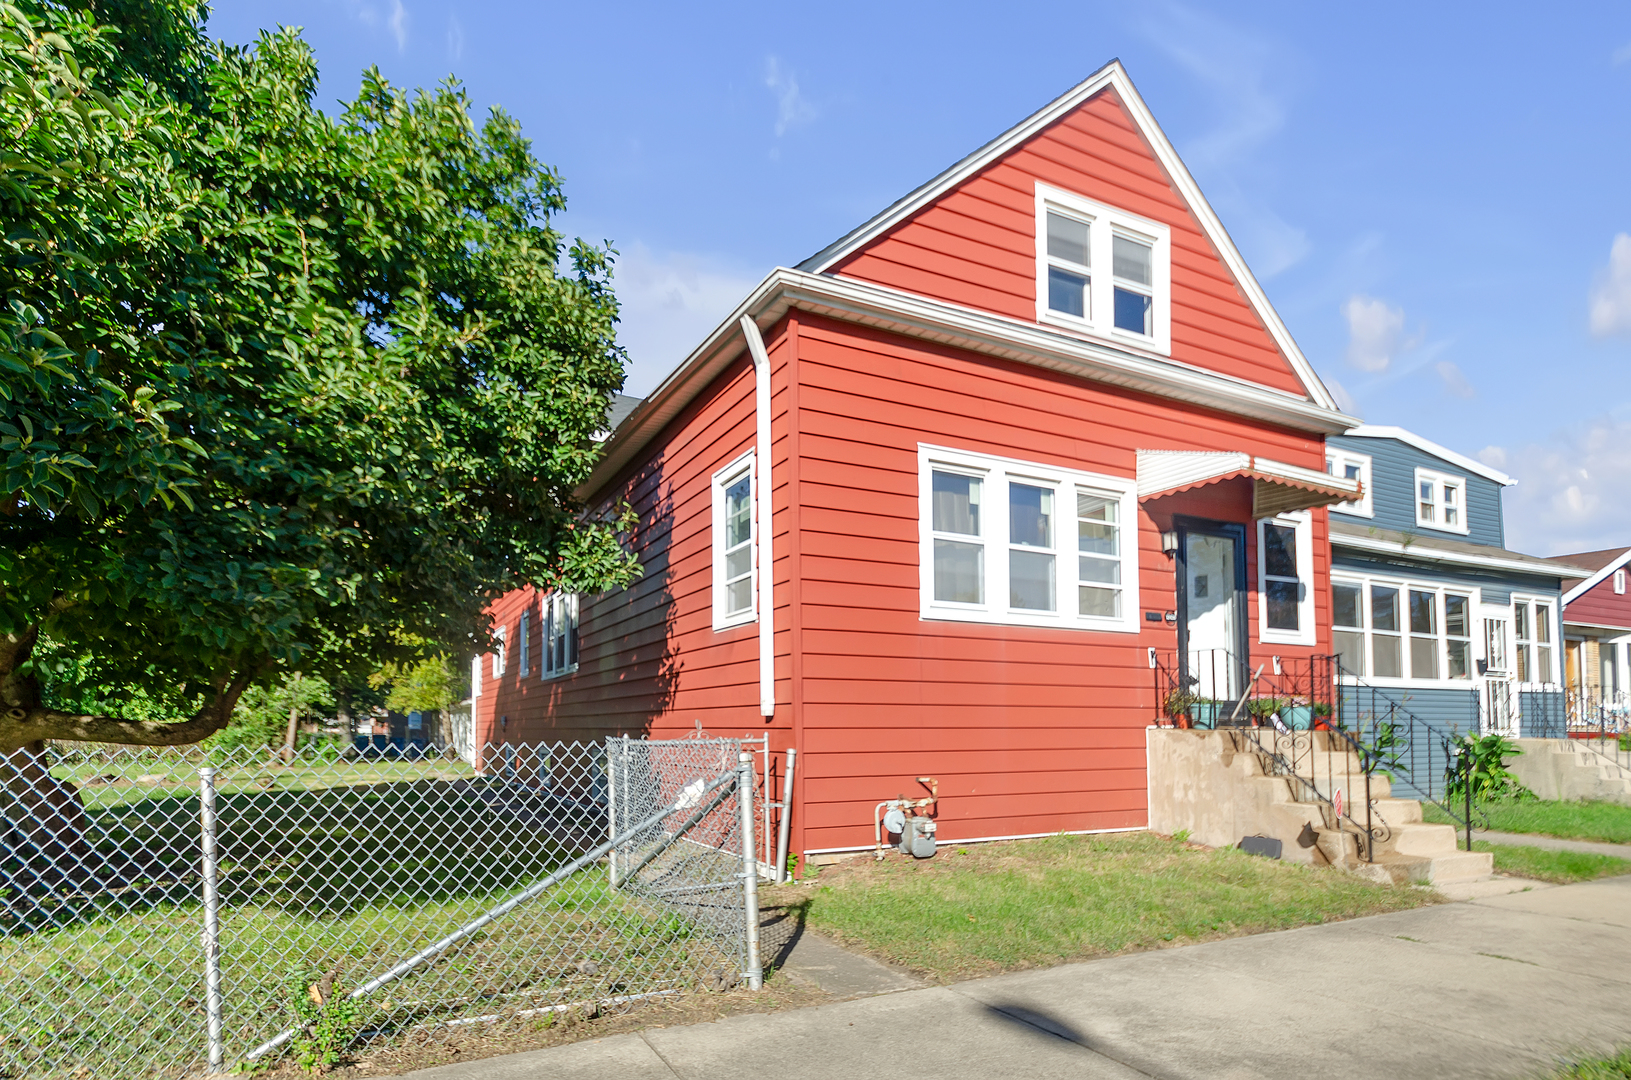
[1283,705,1314,731]
[1190,702,1221,729]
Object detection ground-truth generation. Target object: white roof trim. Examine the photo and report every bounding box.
[1341,425,1515,486]
[794,59,1340,414]
[1561,548,1631,605]
[1333,532,1571,578]
[581,269,1359,500]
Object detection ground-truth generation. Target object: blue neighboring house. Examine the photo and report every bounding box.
[1324,426,1584,737]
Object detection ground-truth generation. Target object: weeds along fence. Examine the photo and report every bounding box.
[1,737,761,1079]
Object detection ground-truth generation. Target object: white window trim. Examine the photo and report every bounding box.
[1034,183,1172,356]
[1330,573,1481,688]
[917,444,1140,633]
[541,592,579,679]
[491,625,507,679]
[1413,467,1470,535]
[1512,594,1560,688]
[1616,569,1626,595]
[1326,450,1373,518]
[471,655,482,700]
[1257,512,1315,647]
[712,450,757,631]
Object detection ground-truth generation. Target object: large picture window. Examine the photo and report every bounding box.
[1257,513,1314,646]
[712,451,757,630]
[1035,183,1172,355]
[1331,575,1475,685]
[918,445,1139,632]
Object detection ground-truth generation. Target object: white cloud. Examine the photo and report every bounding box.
[764,56,817,138]
[349,0,408,51]
[1486,417,1631,553]
[1342,295,1407,373]
[1322,374,1358,416]
[388,0,408,51]
[446,14,464,61]
[1435,360,1475,399]
[612,244,763,397]
[1589,233,1631,337]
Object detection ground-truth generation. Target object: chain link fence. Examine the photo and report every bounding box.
[1,737,760,1079]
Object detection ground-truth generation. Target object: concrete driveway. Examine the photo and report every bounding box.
[402,875,1631,1080]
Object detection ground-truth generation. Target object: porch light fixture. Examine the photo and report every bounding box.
[1160,530,1179,557]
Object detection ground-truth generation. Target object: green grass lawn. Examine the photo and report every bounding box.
[1424,798,1631,844]
[765,832,1436,983]
[1459,841,1631,885]
[1552,1048,1631,1078]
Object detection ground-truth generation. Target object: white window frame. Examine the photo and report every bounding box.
[1329,572,1481,687]
[1413,467,1469,535]
[491,624,507,679]
[917,444,1140,633]
[1257,512,1315,647]
[471,655,482,700]
[518,606,531,676]
[1512,595,1559,688]
[541,592,579,678]
[1616,569,1627,595]
[1325,450,1373,518]
[1034,183,1172,356]
[711,451,757,631]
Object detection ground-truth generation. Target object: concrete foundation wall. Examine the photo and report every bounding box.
[1146,728,1328,865]
[1510,740,1631,805]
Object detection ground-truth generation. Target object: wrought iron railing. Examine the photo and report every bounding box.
[1152,649,1335,730]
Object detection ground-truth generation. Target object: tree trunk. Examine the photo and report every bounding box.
[282,673,302,763]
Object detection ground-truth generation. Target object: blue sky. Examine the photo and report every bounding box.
[207,1,1631,555]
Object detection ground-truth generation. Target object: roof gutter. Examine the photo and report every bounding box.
[578,269,1358,502]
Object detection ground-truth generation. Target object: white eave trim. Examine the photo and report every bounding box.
[1341,425,1515,487]
[793,59,1340,414]
[1561,548,1631,605]
[578,268,1358,501]
[1332,532,1580,577]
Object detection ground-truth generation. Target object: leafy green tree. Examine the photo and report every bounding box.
[0,0,639,756]
[210,673,335,753]
[370,654,461,717]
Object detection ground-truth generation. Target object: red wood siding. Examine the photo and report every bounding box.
[474,323,797,755]
[827,87,1308,397]
[1565,573,1631,632]
[786,313,1327,853]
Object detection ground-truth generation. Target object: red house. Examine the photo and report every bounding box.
[473,62,1359,860]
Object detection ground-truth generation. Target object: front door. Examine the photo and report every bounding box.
[1177,520,1248,703]
[1481,604,1517,735]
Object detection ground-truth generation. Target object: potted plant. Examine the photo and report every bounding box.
[1163,689,1199,729]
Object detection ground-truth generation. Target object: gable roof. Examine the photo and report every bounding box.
[1551,546,1631,603]
[795,59,1339,413]
[1340,425,1516,487]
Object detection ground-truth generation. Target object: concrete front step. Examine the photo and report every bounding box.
[1314,827,1494,887]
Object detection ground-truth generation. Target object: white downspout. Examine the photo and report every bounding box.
[739,315,775,718]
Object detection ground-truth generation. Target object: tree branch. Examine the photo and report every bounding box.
[0,666,262,750]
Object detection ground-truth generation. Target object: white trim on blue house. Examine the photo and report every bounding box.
[1343,425,1515,487]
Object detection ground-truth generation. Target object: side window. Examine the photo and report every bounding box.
[542,593,579,677]
[712,453,757,630]
[491,625,507,678]
[1035,183,1171,354]
[1332,581,1365,675]
[518,607,531,676]
[1325,451,1372,517]
[1257,513,1313,645]
[1513,598,1556,685]
[1414,468,1468,534]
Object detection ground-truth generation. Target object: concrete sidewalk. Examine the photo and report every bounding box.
[403,875,1631,1080]
[1475,829,1631,859]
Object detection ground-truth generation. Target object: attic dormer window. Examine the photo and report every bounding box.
[1035,183,1171,354]
[1414,468,1468,535]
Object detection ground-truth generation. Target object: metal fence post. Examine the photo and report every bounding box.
[607,740,619,888]
[736,752,762,990]
[199,766,224,1073]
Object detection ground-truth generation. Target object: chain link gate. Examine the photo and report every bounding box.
[1,737,761,1079]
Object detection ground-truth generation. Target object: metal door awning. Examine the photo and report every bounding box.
[1136,449,1361,517]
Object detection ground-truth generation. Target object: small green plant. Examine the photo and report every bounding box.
[1446,734,1534,803]
[286,968,360,1075]
[1172,829,1191,844]
[1163,688,1199,719]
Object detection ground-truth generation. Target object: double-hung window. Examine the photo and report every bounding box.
[1414,468,1468,534]
[1333,575,1476,683]
[919,445,1138,632]
[1325,450,1372,517]
[1036,183,1171,354]
[1257,513,1314,646]
[491,625,507,679]
[518,607,532,676]
[712,452,756,629]
[1513,597,1556,685]
[542,592,579,677]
